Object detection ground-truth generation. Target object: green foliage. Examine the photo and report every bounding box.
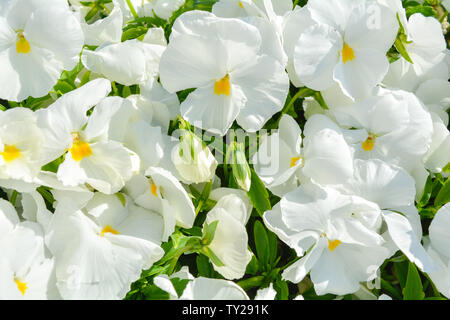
[247,168,272,217]
[403,263,425,300]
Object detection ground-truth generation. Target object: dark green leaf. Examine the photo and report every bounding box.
[418,175,433,207]
[274,278,289,300]
[434,178,450,207]
[402,263,425,300]
[247,168,272,217]
[202,220,219,246]
[142,285,170,300]
[170,278,190,298]
[245,255,260,275]
[394,260,409,288]
[405,5,437,18]
[268,229,278,266]
[254,220,270,270]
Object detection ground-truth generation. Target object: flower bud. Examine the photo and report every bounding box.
[173,130,218,184]
[229,142,251,192]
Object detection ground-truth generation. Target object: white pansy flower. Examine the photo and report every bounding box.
[107,95,178,175]
[138,76,180,132]
[426,204,450,298]
[159,10,289,135]
[204,194,252,280]
[213,0,291,66]
[77,4,123,46]
[213,0,292,20]
[20,190,52,230]
[293,0,397,100]
[81,27,167,86]
[0,108,46,182]
[45,196,164,300]
[180,277,249,300]
[415,79,450,126]
[255,283,277,300]
[423,116,450,174]
[209,187,253,224]
[329,87,433,171]
[0,0,84,101]
[403,13,447,75]
[282,6,314,87]
[36,79,134,194]
[0,199,58,299]
[377,0,407,32]
[253,114,354,197]
[383,56,449,93]
[124,167,196,241]
[154,266,250,300]
[264,183,389,295]
[337,159,437,273]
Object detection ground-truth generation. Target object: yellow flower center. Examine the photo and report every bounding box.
[14,278,28,295]
[1,145,21,162]
[362,134,375,152]
[290,156,301,168]
[239,1,244,8]
[70,138,92,162]
[16,34,31,54]
[101,225,119,237]
[341,43,355,64]
[151,183,158,197]
[214,74,231,96]
[328,239,341,252]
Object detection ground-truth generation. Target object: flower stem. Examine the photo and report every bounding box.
[9,190,18,206]
[167,245,193,275]
[237,276,265,291]
[126,0,139,19]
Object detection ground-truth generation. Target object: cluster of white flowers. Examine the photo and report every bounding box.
[0,0,448,300]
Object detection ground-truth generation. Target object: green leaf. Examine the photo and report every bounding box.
[442,162,450,173]
[41,156,64,173]
[245,255,260,275]
[247,168,272,217]
[405,5,437,18]
[196,254,213,277]
[53,81,75,95]
[142,284,170,300]
[393,13,414,64]
[434,178,450,207]
[419,207,437,219]
[254,220,270,270]
[195,180,212,214]
[418,175,433,207]
[268,229,278,267]
[122,86,132,98]
[84,6,99,23]
[402,263,425,300]
[274,278,289,300]
[394,37,414,64]
[182,226,203,237]
[394,260,409,288]
[121,26,149,41]
[196,254,222,278]
[202,220,219,246]
[380,278,402,300]
[170,277,190,298]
